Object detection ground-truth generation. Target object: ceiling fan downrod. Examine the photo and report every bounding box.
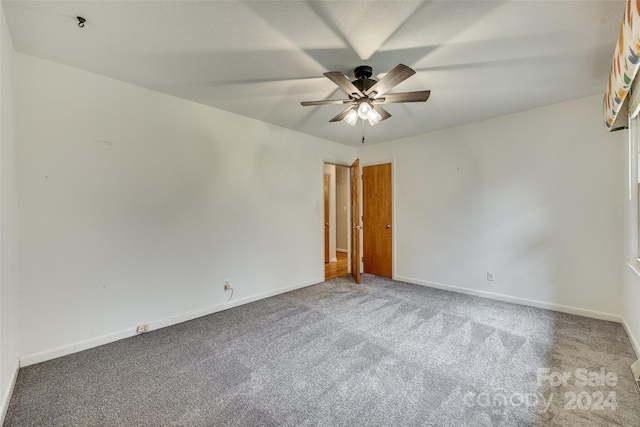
[354,65,373,80]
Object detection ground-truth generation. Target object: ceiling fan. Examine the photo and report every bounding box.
[301,64,430,126]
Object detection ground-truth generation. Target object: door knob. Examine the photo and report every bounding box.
[325,223,329,227]
[385,224,391,229]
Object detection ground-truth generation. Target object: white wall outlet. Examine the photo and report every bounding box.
[487,271,495,281]
[224,280,231,290]
[136,324,149,333]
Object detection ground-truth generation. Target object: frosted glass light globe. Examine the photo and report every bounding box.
[358,102,372,119]
[344,109,358,126]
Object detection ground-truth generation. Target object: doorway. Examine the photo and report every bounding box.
[324,164,350,280]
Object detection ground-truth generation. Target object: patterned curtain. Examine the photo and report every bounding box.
[604,0,640,131]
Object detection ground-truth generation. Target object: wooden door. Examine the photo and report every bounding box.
[363,163,392,278]
[324,175,330,264]
[350,159,361,284]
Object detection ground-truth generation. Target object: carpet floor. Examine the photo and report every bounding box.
[4,275,640,426]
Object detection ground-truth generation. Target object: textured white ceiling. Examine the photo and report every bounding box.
[2,0,624,147]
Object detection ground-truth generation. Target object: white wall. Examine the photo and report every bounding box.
[335,166,348,251]
[8,50,631,368]
[0,4,18,420]
[359,95,625,319]
[16,54,356,362]
[622,114,640,357]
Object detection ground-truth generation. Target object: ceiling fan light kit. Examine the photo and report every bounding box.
[301,64,431,129]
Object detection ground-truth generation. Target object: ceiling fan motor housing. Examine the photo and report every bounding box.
[353,66,376,93]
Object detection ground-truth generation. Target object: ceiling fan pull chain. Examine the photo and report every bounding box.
[362,118,365,144]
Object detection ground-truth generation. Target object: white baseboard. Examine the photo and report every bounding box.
[19,277,323,367]
[336,248,347,253]
[395,275,622,323]
[330,257,338,263]
[21,274,626,367]
[622,317,640,359]
[20,326,142,367]
[0,358,19,425]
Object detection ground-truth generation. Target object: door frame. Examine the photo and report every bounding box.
[322,160,353,277]
[360,159,396,280]
[324,174,330,264]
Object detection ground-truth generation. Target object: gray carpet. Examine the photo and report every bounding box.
[5,274,640,426]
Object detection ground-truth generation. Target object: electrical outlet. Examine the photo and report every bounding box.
[136,324,149,334]
[224,280,231,291]
[487,271,495,281]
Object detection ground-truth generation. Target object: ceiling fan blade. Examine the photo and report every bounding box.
[375,90,431,104]
[365,64,415,98]
[301,99,353,106]
[329,105,356,122]
[324,72,364,98]
[372,104,391,121]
